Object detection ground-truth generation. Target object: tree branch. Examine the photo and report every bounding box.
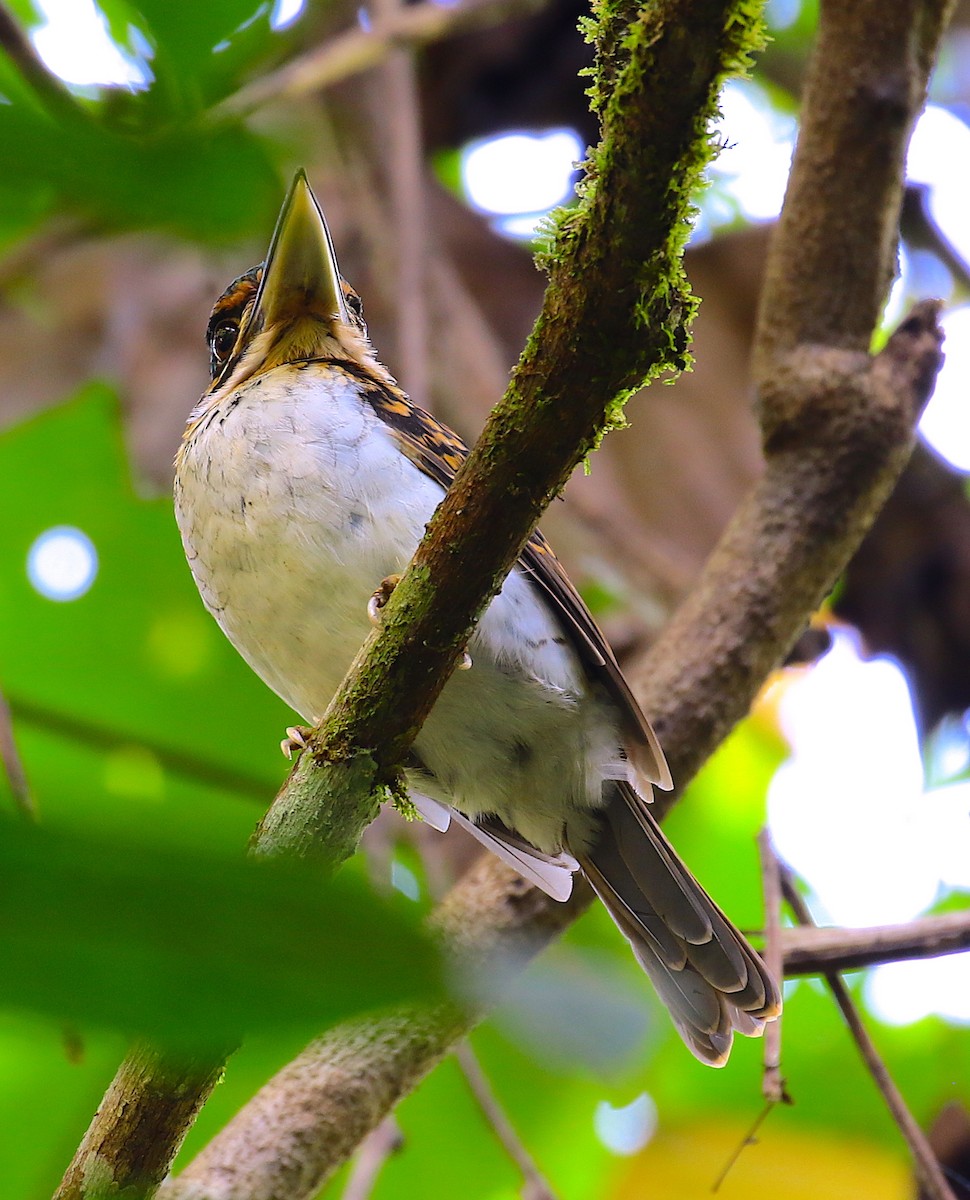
[781,910,970,976]
[758,829,788,1105]
[341,1118,404,1200]
[53,1043,229,1200]
[0,3,86,122]
[0,681,34,821]
[372,0,430,406]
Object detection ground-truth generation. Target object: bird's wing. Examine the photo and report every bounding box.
[336,362,671,790]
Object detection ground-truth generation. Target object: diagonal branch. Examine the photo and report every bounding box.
[0,681,35,821]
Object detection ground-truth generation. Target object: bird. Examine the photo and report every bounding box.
[174,170,781,1064]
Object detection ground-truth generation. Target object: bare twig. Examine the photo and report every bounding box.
[456,1044,557,1200]
[781,910,970,976]
[0,683,35,821]
[711,1103,774,1194]
[780,870,956,1200]
[216,0,545,119]
[7,693,275,803]
[341,1118,404,1200]
[372,0,430,406]
[757,829,788,1105]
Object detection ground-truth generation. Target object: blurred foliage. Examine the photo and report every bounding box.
[0,812,445,1046]
[0,0,287,249]
[0,1,967,1199]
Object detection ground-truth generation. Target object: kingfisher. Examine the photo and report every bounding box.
[174,170,780,1064]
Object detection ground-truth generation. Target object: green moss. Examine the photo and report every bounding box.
[536,0,768,430]
[389,776,418,821]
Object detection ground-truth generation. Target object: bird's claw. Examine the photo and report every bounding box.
[367,572,471,669]
[368,573,402,625]
[281,724,312,760]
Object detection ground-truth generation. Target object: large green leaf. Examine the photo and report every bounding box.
[0,4,293,243]
[0,98,280,242]
[0,815,445,1046]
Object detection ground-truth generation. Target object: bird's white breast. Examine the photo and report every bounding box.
[175,366,624,850]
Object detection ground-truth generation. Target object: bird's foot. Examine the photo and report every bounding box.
[366,573,472,669]
[281,724,313,760]
[367,574,402,625]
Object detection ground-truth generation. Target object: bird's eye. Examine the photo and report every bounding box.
[344,289,364,326]
[211,320,239,363]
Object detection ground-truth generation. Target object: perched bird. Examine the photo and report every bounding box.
[175,171,780,1064]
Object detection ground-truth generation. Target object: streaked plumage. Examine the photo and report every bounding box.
[175,171,780,1063]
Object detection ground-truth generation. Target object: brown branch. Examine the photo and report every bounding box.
[780,871,956,1200]
[754,0,955,369]
[159,859,587,1199]
[0,3,85,122]
[781,911,970,976]
[630,2,952,793]
[215,0,546,119]
[9,693,275,804]
[53,1043,229,1200]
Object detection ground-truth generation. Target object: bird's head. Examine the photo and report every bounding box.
[204,170,388,394]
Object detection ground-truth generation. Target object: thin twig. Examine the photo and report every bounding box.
[757,829,788,1105]
[341,1117,404,1200]
[779,868,956,1200]
[0,3,85,121]
[711,1103,774,1194]
[456,1043,557,1200]
[8,692,276,803]
[781,910,970,976]
[215,0,545,119]
[0,683,35,821]
[373,0,430,406]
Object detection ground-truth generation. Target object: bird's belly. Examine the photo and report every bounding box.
[175,375,622,849]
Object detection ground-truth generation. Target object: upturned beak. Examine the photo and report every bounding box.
[251,169,350,332]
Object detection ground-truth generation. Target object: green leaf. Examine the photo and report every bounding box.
[0,815,445,1047]
[0,98,280,241]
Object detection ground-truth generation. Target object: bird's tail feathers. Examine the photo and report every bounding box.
[572,782,781,1066]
